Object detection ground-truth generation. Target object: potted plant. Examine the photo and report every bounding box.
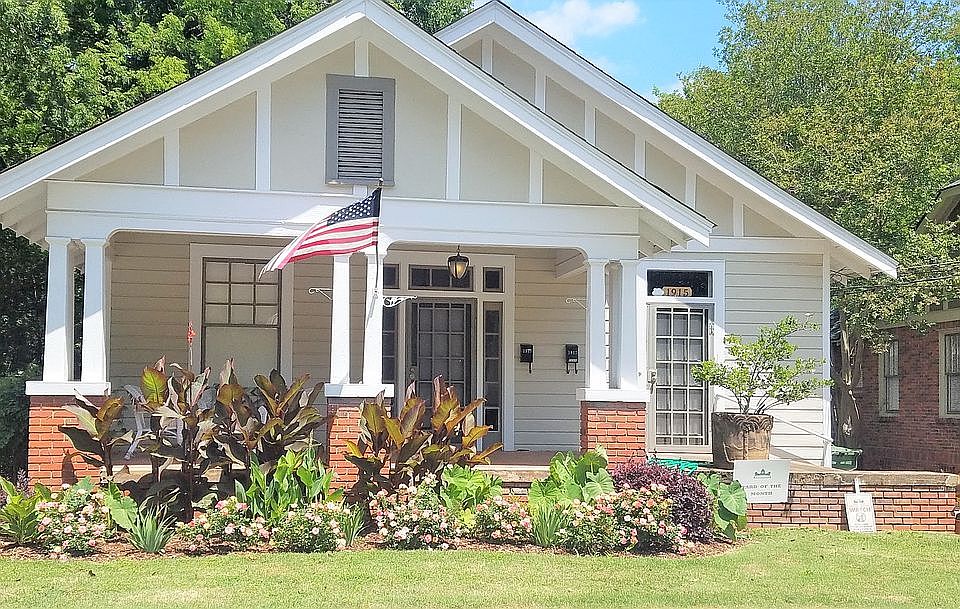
[692,316,832,468]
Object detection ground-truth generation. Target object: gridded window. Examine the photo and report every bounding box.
[879,340,899,414]
[482,303,503,434]
[653,307,708,446]
[202,259,280,376]
[382,306,397,385]
[409,266,473,291]
[383,264,399,289]
[483,267,503,293]
[944,333,960,415]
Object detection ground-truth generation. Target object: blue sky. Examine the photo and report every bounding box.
[503,0,731,98]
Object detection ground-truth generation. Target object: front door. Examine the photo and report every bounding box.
[408,300,474,405]
[650,306,710,449]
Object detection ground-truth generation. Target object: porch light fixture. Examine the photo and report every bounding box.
[447,246,470,280]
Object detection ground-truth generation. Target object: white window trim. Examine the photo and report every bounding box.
[637,258,725,459]
[939,330,960,418]
[189,244,294,380]
[383,249,516,451]
[877,340,900,417]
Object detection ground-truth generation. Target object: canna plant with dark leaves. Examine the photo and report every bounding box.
[345,377,502,497]
[59,393,132,478]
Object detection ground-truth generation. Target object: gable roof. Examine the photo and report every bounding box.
[438,0,898,277]
[0,0,713,249]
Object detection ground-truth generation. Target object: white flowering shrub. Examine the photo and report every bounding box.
[36,482,113,558]
[601,486,694,554]
[472,496,532,544]
[555,487,694,555]
[369,474,461,550]
[178,496,269,553]
[271,502,349,553]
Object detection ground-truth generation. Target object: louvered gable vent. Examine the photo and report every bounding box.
[326,75,396,185]
[337,88,384,181]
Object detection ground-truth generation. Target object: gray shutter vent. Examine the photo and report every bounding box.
[336,87,384,182]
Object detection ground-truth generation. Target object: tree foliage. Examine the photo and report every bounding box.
[657,0,960,444]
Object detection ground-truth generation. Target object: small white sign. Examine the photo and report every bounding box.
[733,459,791,503]
[844,485,877,533]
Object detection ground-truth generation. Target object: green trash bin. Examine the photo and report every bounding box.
[832,446,862,470]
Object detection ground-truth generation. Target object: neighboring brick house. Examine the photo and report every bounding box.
[859,182,960,473]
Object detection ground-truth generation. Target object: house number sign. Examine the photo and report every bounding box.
[661,286,693,297]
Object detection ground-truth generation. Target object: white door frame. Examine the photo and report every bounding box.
[383,249,516,450]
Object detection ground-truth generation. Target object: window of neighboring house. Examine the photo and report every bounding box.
[202,259,280,379]
[326,75,396,185]
[879,340,900,414]
[943,332,960,415]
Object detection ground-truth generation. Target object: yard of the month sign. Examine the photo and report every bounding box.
[844,479,877,533]
[733,459,791,503]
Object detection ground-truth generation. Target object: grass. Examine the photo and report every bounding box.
[2,529,959,608]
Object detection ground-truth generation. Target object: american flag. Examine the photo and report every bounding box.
[261,188,381,274]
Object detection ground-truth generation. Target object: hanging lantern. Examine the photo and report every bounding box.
[447,246,469,280]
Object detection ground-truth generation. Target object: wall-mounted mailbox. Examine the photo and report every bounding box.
[565,344,579,374]
[519,343,534,373]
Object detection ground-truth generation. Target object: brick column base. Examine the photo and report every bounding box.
[28,395,103,488]
[326,395,391,488]
[580,401,646,465]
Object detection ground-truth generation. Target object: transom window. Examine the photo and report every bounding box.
[409,266,474,291]
[879,340,900,414]
[944,333,960,415]
[202,259,280,376]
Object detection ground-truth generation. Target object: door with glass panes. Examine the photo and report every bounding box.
[650,306,711,450]
[407,300,473,413]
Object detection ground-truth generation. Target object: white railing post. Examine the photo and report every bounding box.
[330,254,351,384]
[362,251,386,386]
[80,239,108,382]
[585,259,609,390]
[42,237,75,382]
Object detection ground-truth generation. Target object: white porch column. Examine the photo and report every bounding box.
[42,237,75,382]
[617,260,641,391]
[585,259,609,390]
[330,254,351,384]
[362,251,386,385]
[80,239,108,382]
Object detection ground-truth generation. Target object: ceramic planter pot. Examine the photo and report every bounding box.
[711,412,774,469]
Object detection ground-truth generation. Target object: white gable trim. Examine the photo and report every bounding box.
[438,1,897,277]
[0,0,712,248]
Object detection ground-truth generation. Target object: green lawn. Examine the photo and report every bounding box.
[2,529,959,608]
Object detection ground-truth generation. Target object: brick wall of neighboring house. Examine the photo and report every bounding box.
[858,321,960,473]
[28,395,103,488]
[747,472,958,531]
[579,401,646,465]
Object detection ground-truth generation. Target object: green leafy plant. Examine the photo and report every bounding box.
[58,393,132,477]
[527,447,614,513]
[346,378,502,497]
[0,475,49,545]
[103,482,138,532]
[339,504,365,547]
[128,505,176,554]
[698,473,748,541]
[531,503,569,548]
[691,316,832,415]
[234,448,343,524]
[36,479,114,557]
[440,465,503,515]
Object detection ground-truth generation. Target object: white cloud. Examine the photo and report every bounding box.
[528,0,641,45]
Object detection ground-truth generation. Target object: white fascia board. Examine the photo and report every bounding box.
[0,0,365,203]
[362,1,712,245]
[438,2,897,277]
[0,0,711,250]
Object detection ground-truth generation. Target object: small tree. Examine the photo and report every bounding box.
[692,316,832,415]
